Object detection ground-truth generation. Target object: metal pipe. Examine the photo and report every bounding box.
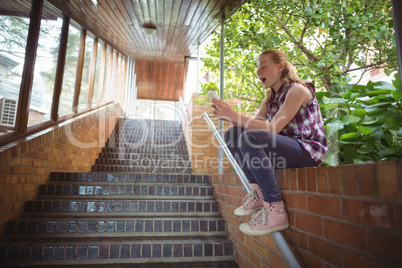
[201,112,251,192]
[218,15,225,174]
[197,43,200,93]
[200,111,301,268]
[392,0,402,93]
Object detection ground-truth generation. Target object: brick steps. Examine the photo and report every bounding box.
[49,172,209,183]
[25,199,219,216]
[97,152,190,160]
[91,165,192,173]
[0,119,236,266]
[0,236,234,264]
[6,216,227,238]
[101,147,187,155]
[38,184,213,198]
[94,158,191,167]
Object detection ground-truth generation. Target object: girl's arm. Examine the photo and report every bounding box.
[212,84,312,134]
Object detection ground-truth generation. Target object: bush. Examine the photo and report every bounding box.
[317,75,402,165]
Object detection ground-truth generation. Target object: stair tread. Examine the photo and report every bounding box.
[0,119,233,265]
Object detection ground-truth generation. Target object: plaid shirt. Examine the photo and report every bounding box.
[266,82,328,165]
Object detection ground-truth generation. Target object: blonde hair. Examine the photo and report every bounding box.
[261,49,306,103]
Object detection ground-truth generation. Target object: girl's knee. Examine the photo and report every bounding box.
[239,130,274,148]
[224,126,243,143]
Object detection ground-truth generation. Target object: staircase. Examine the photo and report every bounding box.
[0,119,238,267]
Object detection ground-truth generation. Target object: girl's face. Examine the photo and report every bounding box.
[257,54,284,90]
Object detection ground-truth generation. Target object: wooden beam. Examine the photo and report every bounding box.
[15,0,43,133]
[51,15,70,121]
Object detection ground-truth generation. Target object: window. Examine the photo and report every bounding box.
[108,50,118,101]
[59,21,81,116]
[78,32,94,111]
[0,5,31,136]
[28,3,63,127]
[92,40,104,106]
[102,45,112,103]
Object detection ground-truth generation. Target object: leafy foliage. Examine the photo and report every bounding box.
[319,76,402,165]
[201,0,396,110]
[200,0,400,164]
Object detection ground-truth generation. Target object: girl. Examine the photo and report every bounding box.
[211,49,328,236]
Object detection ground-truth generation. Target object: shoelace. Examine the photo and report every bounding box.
[242,190,259,206]
[251,207,269,226]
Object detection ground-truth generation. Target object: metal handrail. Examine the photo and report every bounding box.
[200,111,301,268]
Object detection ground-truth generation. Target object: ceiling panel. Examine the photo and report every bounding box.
[47,0,243,62]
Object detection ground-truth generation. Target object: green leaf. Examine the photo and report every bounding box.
[326,119,345,133]
[340,132,360,140]
[357,126,372,135]
[356,147,372,154]
[366,89,393,97]
[379,149,395,157]
[352,109,366,120]
[373,81,397,91]
[341,115,361,124]
[392,90,401,102]
[360,118,385,126]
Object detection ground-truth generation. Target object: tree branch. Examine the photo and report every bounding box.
[281,24,320,62]
[342,61,386,74]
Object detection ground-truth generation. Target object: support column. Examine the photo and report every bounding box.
[197,43,200,93]
[392,0,402,93]
[218,15,225,174]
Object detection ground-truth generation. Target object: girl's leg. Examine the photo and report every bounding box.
[224,126,259,187]
[238,129,316,203]
[237,130,316,235]
[224,126,263,215]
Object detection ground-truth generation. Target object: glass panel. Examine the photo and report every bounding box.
[78,32,94,111]
[0,1,31,136]
[102,45,111,103]
[92,40,104,106]
[109,50,117,101]
[59,21,81,116]
[28,2,63,127]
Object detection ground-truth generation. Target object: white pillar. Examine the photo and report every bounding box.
[218,15,225,174]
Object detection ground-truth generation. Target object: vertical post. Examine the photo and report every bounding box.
[218,15,225,174]
[15,0,43,133]
[51,15,69,122]
[392,0,402,93]
[72,29,86,113]
[197,43,200,93]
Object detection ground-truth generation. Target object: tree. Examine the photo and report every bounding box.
[201,0,396,113]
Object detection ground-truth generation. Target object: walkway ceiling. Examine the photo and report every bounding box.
[48,0,243,62]
[0,0,244,101]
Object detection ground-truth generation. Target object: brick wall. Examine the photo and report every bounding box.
[0,103,123,235]
[210,160,402,268]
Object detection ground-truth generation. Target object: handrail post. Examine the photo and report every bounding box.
[201,111,301,268]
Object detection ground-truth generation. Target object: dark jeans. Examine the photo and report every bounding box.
[224,126,317,203]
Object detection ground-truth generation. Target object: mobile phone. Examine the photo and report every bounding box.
[207,90,219,100]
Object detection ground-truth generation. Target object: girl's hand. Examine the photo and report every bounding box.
[211,98,236,122]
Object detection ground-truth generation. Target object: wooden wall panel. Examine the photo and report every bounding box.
[135,60,185,101]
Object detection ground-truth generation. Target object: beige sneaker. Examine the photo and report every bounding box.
[234,189,264,216]
[239,201,289,235]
